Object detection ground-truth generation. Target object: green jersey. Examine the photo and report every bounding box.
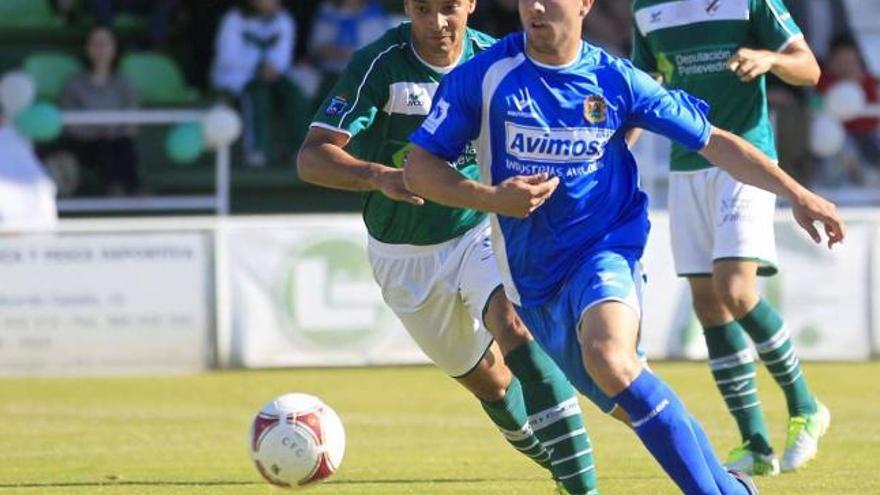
[631,0,803,171]
[311,23,494,245]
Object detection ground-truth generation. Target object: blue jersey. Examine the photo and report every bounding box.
[411,34,711,307]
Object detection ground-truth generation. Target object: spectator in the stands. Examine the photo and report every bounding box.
[308,0,390,102]
[818,34,880,186]
[60,26,141,197]
[211,0,307,167]
[86,0,180,48]
[283,0,320,61]
[0,110,57,230]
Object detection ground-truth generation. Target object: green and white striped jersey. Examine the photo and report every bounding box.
[632,0,803,171]
[310,23,495,245]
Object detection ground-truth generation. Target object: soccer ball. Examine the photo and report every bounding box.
[249,393,346,489]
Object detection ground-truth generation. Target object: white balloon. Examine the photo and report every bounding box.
[0,71,36,117]
[201,105,242,148]
[809,112,847,158]
[824,80,865,121]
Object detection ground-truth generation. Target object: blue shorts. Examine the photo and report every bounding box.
[515,249,644,413]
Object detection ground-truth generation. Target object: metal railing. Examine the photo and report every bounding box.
[58,109,232,215]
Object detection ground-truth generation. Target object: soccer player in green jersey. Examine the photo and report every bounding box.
[297,1,599,493]
[631,0,828,475]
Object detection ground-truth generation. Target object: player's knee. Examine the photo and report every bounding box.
[473,377,509,402]
[691,290,725,323]
[713,276,758,316]
[583,341,641,394]
[483,296,532,353]
[459,357,512,402]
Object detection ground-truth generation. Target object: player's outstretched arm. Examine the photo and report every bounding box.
[700,126,845,248]
[726,39,820,85]
[296,127,424,205]
[404,145,559,218]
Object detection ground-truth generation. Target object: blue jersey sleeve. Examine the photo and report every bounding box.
[409,67,481,162]
[623,62,712,151]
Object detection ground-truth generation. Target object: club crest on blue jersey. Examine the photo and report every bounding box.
[325,96,348,116]
[584,96,607,124]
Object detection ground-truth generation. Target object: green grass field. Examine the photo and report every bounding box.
[1,362,878,494]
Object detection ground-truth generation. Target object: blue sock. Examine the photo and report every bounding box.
[614,370,743,495]
[687,414,751,495]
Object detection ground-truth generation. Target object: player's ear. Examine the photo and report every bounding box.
[468,0,477,15]
[580,0,594,18]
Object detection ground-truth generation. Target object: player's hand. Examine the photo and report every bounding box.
[726,48,776,82]
[494,173,560,218]
[791,191,845,249]
[375,168,425,206]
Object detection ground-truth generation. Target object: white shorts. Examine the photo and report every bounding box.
[368,221,500,377]
[669,167,778,277]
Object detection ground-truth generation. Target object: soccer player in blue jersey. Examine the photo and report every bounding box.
[403,0,845,493]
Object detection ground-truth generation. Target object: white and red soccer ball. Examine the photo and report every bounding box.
[249,393,346,489]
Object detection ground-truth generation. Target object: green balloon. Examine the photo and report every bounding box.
[14,102,61,142]
[165,122,204,164]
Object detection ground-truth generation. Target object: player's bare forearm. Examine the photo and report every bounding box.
[298,128,424,205]
[700,126,845,247]
[405,146,560,218]
[403,145,496,212]
[700,127,805,201]
[296,128,390,192]
[726,39,819,85]
[770,39,820,86]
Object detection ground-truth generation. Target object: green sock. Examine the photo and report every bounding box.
[504,341,597,495]
[481,377,553,471]
[704,321,773,454]
[738,299,817,417]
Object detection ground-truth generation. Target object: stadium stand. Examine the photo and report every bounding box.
[0,0,63,28]
[119,51,199,106]
[24,52,83,102]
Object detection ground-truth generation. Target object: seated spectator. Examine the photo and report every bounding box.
[818,34,880,186]
[60,26,141,197]
[86,0,180,48]
[308,0,390,101]
[211,0,307,167]
[0,112,57,231]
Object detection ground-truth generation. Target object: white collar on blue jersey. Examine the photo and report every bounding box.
[523,32,582,70]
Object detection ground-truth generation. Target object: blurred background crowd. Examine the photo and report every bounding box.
[0,0,877,216]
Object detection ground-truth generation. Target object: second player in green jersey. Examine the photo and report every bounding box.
[631,0,830,476]
[632,0,804,171]
[309,22,490,245]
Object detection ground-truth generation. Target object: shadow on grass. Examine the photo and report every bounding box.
[0,478,498,489]
[0,475,663,489]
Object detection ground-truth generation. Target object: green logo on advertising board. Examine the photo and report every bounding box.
[277,236,394,348]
